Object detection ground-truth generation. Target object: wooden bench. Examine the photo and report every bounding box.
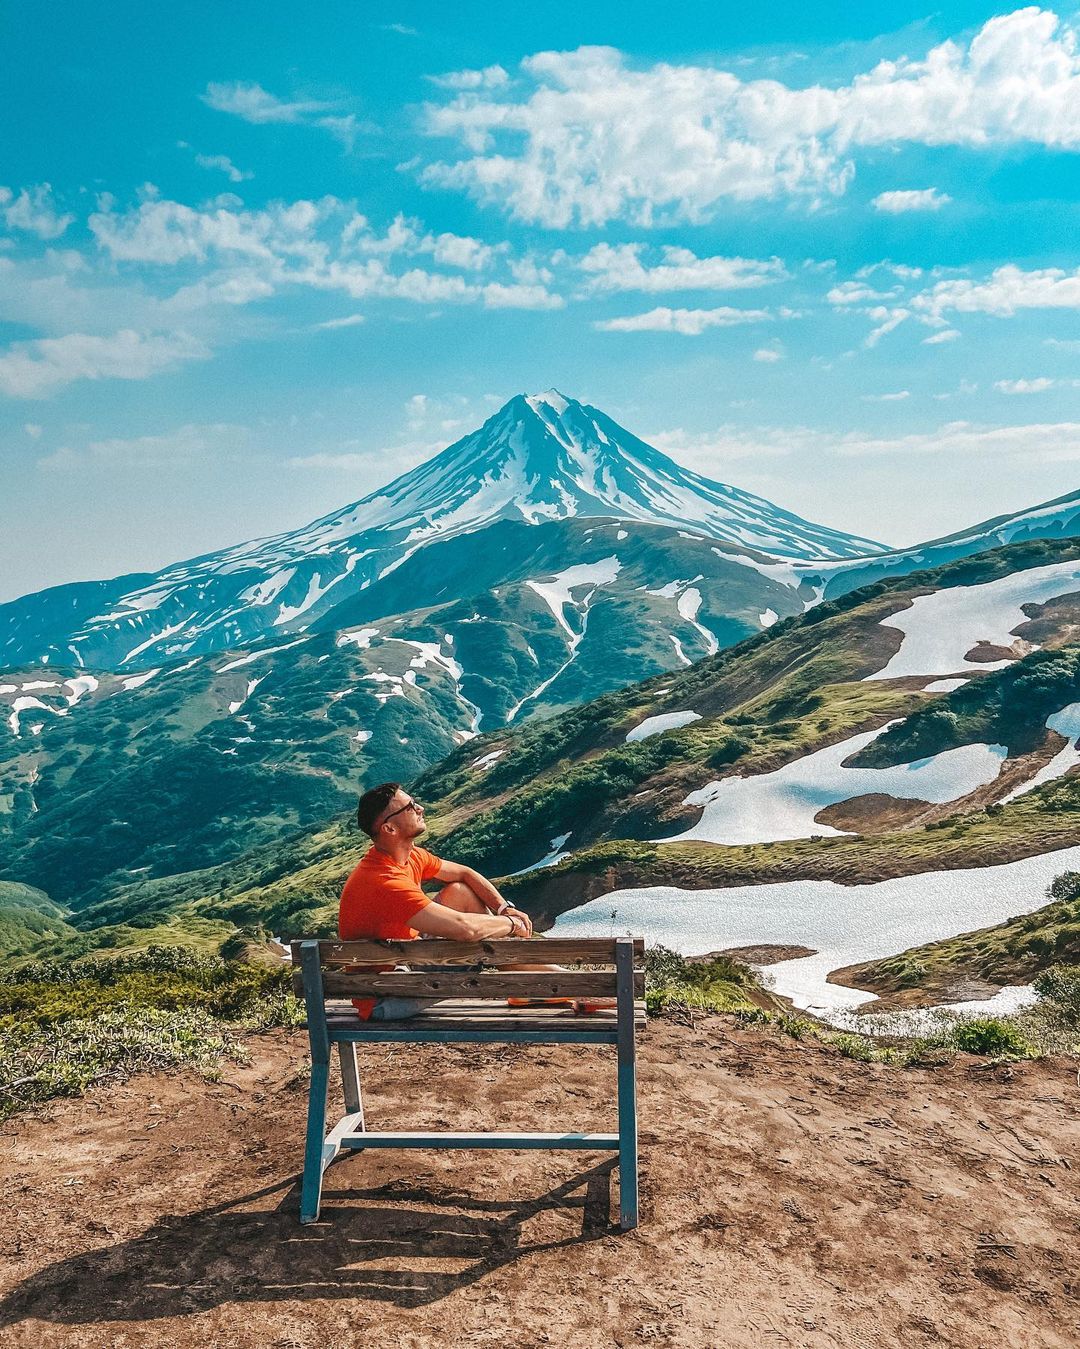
[291,935,646,1229]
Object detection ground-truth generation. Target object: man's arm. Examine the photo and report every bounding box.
[435,860,533,934]
[411,900,527,943]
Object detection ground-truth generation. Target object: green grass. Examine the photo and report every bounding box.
[643,945,772,1016]
[0,945,305,1122]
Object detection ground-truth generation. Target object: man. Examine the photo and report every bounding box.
[339,781,537,1022]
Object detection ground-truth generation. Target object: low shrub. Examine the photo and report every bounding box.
[1033,964,1080,1027]
[644,944,760,1016]
[0,1006,247,1121]
[947,1016,1033,1058]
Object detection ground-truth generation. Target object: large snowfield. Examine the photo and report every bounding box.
[665,721,1008,845]
[551,844,1080,1020]
[865,559,1080,681]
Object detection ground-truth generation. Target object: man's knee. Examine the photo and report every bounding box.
[437,881,486,913]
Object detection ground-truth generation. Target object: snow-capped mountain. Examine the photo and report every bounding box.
[0,390,886,671]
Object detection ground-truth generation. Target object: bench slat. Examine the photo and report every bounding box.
[321,997,647,1033]
[296,969,643,999]
[291,937,644,965]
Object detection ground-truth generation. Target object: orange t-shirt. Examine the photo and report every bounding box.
[338,845,443,1019]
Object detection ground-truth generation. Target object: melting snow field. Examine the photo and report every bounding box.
[866,560,1080,681]
[626,710,702,742]
[666,722,1007,845]
[551,845,1080,1020]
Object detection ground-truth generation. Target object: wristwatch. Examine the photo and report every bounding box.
[494,900,510,915]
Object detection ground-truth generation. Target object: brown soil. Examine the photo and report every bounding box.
[2,1022,1079,1348]
[710,945,816,966]
[827,962,1011,1010]
[964,638,1036,664]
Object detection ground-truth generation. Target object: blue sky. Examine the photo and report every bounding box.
[4,1,1080,600]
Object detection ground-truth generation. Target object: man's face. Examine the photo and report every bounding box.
[379,789,426,841]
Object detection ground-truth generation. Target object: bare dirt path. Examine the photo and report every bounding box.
[1,1019,1078,1348]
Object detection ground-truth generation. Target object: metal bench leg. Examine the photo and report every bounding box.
[299,941,332,1224]
[338,1041,364,1128]
[300,1061,330,1223]
[615,938,639,1231]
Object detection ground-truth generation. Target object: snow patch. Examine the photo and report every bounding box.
[923,678,969,692]
[759,608,779,628]
[63,675,99,707]
[217,637,308,672]
[7,696,64,737]
[513,832,573,874]
[337,627,380,650]
[626,711,702,742]
[120,669,160,691]
[471,749,507,770]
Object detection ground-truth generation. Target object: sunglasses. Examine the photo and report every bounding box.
[381,797,423,826]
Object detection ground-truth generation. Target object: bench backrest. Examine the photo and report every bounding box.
[290,936,645,1002]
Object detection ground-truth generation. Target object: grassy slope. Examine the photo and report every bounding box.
[0,881,77,958]
[834,876,1080,998]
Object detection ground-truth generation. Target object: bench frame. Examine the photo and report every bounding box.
[295,935,642,1229]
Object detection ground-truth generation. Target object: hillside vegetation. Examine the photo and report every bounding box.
[5,534,1080,984]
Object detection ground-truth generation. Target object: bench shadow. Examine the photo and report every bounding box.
[0,1159,618,1326]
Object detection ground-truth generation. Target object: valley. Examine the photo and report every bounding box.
[3,395,1080,1034]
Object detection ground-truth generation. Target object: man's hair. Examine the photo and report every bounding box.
[357,781,402,838]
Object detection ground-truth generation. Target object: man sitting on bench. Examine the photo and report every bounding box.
[340,781,582,1022]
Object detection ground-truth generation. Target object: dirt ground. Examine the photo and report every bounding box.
[1,1018,1078,1349]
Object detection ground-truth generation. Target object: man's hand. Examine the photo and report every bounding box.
[504,905,533,936]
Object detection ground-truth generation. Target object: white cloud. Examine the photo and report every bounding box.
[89,195,333,264]
[871,188,951,213]
[481,281,564,309]
[922,327,960,344]
[861,390,910,401]
[654,417,1080,476]
[827,281,901,305]
[202,81,362,147]
[753,343,785,362]
[594,305,771,334]
[313,313,365,330]
[420,10,1080,225]
[648,426,795,465]
[421,230,498,270]
[86,195,562,312]
[194,153,253,184]
[994,376,1078,394]
[24,423,42,438]
[287,451,377,470]
[915,264,1080,320]
[0,184,73,239]
[428,65,509,91]
[578,242,785,293]
[0,329,208,398]
[833,419,1080,462]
